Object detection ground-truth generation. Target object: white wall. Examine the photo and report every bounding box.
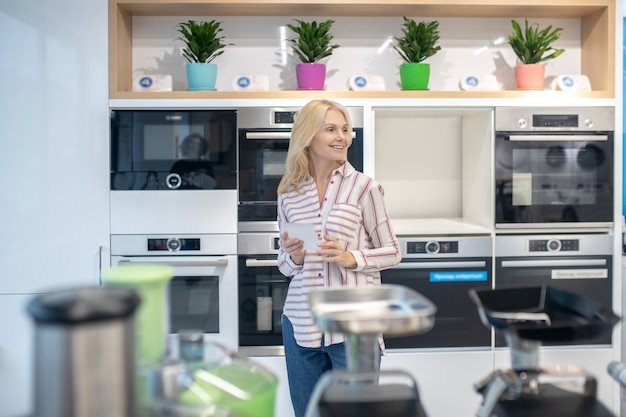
[0,1,109,415]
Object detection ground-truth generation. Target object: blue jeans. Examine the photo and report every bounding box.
[282,315,347,417]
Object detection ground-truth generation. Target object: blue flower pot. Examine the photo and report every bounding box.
[186,63,218,91]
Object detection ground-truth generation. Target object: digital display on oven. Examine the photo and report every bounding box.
[148,238,201,251]
[533,114,578,128]
[273,111,296,124]
[406,241,458,254]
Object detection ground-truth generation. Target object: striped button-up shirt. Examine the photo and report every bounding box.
[277,162,401,348]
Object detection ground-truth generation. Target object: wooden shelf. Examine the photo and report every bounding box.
[109,90,614,100]
[109,0,616,100]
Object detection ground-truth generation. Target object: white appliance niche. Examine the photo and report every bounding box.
[373,108,494,235]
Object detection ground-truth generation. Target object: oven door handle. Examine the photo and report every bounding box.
[246,131,356,140]
[500,259,607,268]
[391,261,486,269]
[118,258,229,267]
[246,259,279,267]
[508,134,609,142]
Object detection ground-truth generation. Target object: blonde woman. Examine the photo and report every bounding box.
[277,99,401,417]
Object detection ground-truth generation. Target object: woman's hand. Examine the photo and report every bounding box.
[281,231,305,265]
[317,234,357,269]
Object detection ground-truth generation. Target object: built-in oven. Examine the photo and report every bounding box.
[494,107,614,229]
[494,233,613,347]
[237,232,288,356]
[380,236,493,349]
[110,234,238,349]
[237,107,364,230]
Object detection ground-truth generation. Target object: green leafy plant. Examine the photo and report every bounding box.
[287,19,340,63]
[393,17,441,64]
[508,19,564,64]
[176,20,230,63]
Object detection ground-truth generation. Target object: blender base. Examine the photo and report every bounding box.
[490,384,614,417]
[319,383,428,417]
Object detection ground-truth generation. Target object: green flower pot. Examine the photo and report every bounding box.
[399,63,431,91]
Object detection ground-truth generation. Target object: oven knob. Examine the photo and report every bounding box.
[166,173,182,189]
[584,118,594,128]
[426,241,440,254]
[547,239,562,252]
[517,118,528,129]
[166,238,182,251]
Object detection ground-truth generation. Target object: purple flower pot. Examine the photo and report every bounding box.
[296,63,326,90]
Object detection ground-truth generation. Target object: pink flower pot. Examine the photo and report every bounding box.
[296,63,326,90]
[515,64,545,90]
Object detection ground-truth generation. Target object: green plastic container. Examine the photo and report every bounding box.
[101,263,174,365]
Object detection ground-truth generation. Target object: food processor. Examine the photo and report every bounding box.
[470,285,619,417]
[303,284,437,417]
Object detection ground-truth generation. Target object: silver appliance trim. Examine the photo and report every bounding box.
[495,222,614,230]
[397,235,493,258]
[390,261,487,270]
[238,345,285,357]
[238,106,364,129]
[238,232,280,255]
[238,221,279,233]
[495,107,614,132]
[117,259,229,267]
[110,234,237,256]
[495,233,613,257]
[246,131,356,140]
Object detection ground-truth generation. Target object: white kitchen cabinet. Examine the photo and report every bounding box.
[0,295,34,417]
[382,349,494,417]
[373,107,493,232]
[0,0,109,415]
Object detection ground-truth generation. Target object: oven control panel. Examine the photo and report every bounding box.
[148,237,201,251]
[407,240,459,255]
[528,238,579,253]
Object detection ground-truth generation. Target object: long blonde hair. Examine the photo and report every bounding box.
[277,99,352,195]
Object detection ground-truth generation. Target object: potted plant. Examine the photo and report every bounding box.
[393,17,441,91]
[508,19,564,90]
[286,19,340,90]
[176,19,230,91]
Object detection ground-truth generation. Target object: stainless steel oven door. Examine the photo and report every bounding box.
[494,233,613,347]
[380,236,493,349]
[110,254,238,349]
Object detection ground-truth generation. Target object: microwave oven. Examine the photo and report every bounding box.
[110,110,237,190]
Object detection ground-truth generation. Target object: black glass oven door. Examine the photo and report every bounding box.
[494,255,612,346]
[495,132,613,226]
[380,258,492,349]
[238,256,289,347]
[170,276,219,334]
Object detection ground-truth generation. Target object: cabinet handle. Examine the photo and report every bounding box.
[246,259,279,267]
[501,259,606,268]
[390,261,486,270]
[118,259,228,267]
